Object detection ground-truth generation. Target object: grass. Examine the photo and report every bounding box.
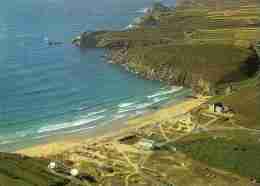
[125,42,257,95]
[210,75,260,129]
[93,0,260,127]
[174,130,260,181]
[0,153,70,186]
[87,0,260,95]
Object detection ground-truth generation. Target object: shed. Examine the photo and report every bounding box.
[48,162,57,170]
[70,168,79,177]
[210,103,225,113]
[138,139,155,150]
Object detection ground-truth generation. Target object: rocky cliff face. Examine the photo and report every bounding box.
[106,44,259,96]
[73,1,260,96]
[74,31,259,96]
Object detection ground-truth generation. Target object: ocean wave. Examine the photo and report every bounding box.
[118,107,136,114]
[32,134,53,140]
[118,102,153,113]
[21,85,57,97]
[135,102,154,109]
[147,86,183,99]
[136,7,151,14]
[77,107,107,116]
[118,102,136,108]
[14,129,35,138]
[0,140,14,145]
[124,24,135,30]
[118,96,170,114]
[61,125,97,135]
[37,115,105,133]
[86,109,107,117]
[135,110,147,116]
[113,114,128,120]
[152,96,169,103]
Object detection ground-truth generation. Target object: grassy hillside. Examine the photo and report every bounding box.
[0,153,71,186]
[210,75,260,129]
[126,43,257,93]
[79,0,260,95]
[174,130,260,181]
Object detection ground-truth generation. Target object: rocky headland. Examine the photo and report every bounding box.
[73,1,260,96]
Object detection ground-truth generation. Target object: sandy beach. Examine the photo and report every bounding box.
[17,96,208,157]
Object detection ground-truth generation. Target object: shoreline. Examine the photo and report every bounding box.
[16,96,208,157]
[1,86,190,153]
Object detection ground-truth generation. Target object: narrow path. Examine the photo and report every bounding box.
[111,142,139,171]
[201,112,219,128]
[159,124,170,142]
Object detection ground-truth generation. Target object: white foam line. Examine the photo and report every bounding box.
[113,114,128,120]
[86,109,107,117]
[136,7,151,13]
[153,96,169,103]
[33,134,53,140]
[125,24,136,30]
[0,140,14,145]
[147,86,183,99]
[61,125,97,135]
[118,102,136,108]
[118,107,137,114]
[135,102,154,109]
[38,115,105,133]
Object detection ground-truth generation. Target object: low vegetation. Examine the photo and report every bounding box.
[79,0,260,95]
[0,153,71,186]
[174,130,260,181]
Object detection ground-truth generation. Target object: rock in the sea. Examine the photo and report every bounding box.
[72,36,81,47]
[48,41,63,46]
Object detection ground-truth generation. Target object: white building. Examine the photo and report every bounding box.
[138,139,155,150]
[48,162,57,170]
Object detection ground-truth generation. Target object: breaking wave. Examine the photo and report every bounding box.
[136,7,151,14]
[37,115,105,133]
[147,86,183,99]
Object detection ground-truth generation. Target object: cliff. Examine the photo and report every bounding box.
[109,43,259,95]
[75,1,260,95]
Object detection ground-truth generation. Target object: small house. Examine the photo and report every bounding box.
[48,162,57,170]
[210,103,225,113]
[138,139,155,150]
[70,168,79,177]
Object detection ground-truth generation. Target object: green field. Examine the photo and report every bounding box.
[174,130,260,181]
[0,153,71,186]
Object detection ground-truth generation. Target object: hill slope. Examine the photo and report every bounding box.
[77,1,260,95]
[0,153,71,186]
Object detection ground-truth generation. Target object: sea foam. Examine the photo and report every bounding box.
[37,115,105,133]
[136,7,151,14]
[147,86,183,99]
[118,102,136,108]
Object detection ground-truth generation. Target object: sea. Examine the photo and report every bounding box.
[0,0,189,151]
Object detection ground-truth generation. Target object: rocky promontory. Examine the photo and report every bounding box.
[73,1,260,96]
